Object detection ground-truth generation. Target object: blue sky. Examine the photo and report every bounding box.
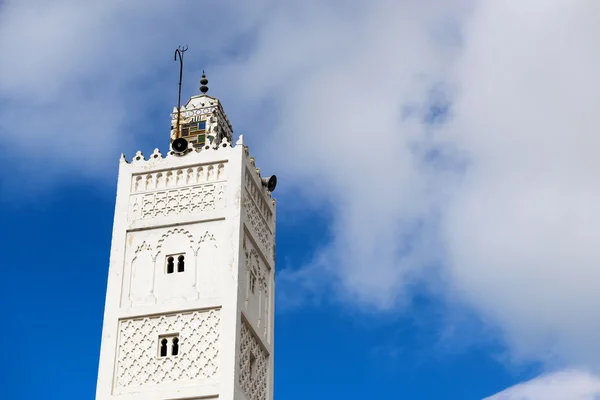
[0,164,536,399]
[2,1,600,399]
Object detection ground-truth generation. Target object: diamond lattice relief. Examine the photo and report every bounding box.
[115,309,220,389]
[239,320,268,400]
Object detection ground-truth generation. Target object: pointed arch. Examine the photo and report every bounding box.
[197,231,217,255]
[133,241,154,260]
[246,248,260,273]
[128,240,156,306]
[155,228,196,259]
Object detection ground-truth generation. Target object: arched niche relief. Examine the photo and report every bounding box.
[155,172,164,189]
[186,168,194,184]
[153,228,197,304]
[261,269,270,339]
[258,270,268,331]
[194,230,219,299]
[144,174,153,191]
[128,240,157,307]
[243,238,269,333]
[134,176,142,192]
[244,247,260,313]
[166,171,174,187]
[217,163,225,180]
[196,166,205,183]
[206,165,215,181]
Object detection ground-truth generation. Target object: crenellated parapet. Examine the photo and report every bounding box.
[120,135,275,202]
[121,135,238,166]
[119,135,276,242]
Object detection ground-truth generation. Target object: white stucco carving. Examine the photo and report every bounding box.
[243,236,272,344]
[96,93,275,400]
[121,224,222,308]
[128,183,225,222]
[239,319,268,400]
[115,308,220,392]
[243,195,273,263]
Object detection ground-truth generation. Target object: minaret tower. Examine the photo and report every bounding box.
[96,73,276,400]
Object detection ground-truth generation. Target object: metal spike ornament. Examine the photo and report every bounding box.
[174,45,188,140]
[200,71,209,94]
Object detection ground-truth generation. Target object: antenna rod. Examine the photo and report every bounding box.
[174,45,188,140]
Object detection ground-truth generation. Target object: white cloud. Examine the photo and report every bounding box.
[485,369,600,400]
[220,0,600,370]
[218,0,466,308]
[0,0,267,185]
[441,0,600,368]
[3,0,600,385]
[230,0,600,372]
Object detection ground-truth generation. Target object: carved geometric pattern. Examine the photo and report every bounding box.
[129,183,226,222]
[134,241,152,256]
[198,231,217,248]
[178,106,217,119]
[244,168,273,226]
[115,309,220,391]
[244,194,273,262]
[245,248,259,273]
[239,319,268,400]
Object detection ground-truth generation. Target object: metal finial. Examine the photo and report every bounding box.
[200,71,209,94]
[174,45,188,140]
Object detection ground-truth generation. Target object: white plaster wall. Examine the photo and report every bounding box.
[114,308,221,394]
[120,221,224,308]
[233,153,276,400]
[96,134,276,400]
[239,236,270,343]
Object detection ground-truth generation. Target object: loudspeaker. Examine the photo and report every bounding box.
[172,137,188,153]
[261,175,277,192]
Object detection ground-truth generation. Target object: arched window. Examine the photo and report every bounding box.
[166,254,186,274]
[158,335,179,358]
[160,338,168,357]
[172,337,179,356]
[166,256,174,274]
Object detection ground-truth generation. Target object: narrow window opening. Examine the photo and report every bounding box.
[158,334,179,358]
[160,339,168,357]
[172,337,179,356]
[177,255,185,272]
[249,352,257,379]
[166,256,174,274]
[250,272,256,294]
